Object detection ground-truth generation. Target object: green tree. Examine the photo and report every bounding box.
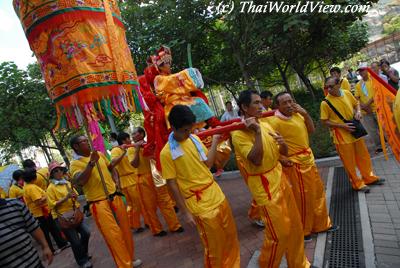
[122,0,375,99]
[0,62,71,164]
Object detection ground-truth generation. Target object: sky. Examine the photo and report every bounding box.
[0,0,35,70]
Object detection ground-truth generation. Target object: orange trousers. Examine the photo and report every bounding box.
[194,198,240,268]
[122,184,142,229]
[258,174,310,268]
[91,196,134,268]
[123,174,163,234]
[155,185,182,231]
[335,139,379,190]
[283,164,331,236]
[248,200,261,221]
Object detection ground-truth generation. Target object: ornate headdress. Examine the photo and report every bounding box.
[153,46,172,67]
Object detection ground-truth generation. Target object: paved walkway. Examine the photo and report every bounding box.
[45,168,328,268]
[367,154,400,268]
[39,154,400,268]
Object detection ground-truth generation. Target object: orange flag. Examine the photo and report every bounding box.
[368,68,400,162]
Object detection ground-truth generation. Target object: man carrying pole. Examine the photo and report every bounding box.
[70,135,142,268]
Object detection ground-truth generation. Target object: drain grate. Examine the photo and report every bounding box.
[323,167,365,268]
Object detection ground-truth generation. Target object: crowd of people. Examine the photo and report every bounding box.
[0,58,398,268]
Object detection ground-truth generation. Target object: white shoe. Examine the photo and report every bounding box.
[254,219,265,227]
[133,259,142,267]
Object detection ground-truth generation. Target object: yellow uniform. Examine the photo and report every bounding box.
[46,181,80,219]
[232,121,310,268]
[110,147,139,229]
[0,186,7,198]
[235,154,261,223]
[126,147,165,234]
[70,152,134,268]
[23,183,48,217]
[355,78,376,113]
[35,167,50,190]
[150,160,182,232]
[161,135,240,268]
[321,91,379,190]
[269,113,332,236]
[8,184,24,199]
[341,77,351,92]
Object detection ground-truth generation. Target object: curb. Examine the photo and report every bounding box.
[359,191,377,268]
[313,167,334,267]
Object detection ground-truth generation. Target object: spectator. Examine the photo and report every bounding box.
[330,67,351,92]
[22,168,70,255]
[220,101,239,122]
[22,159,50,191]
[355,64,382,153]
[9,169,24,201]
[371,61,388,83]
[0,186,7,198]
[347,68,359,84]
[260,90,273,110]
[380,59,399,90]
[0,198,53,268]
[109,132,119,147]
[321,77,385,192]
[46,162,92,268]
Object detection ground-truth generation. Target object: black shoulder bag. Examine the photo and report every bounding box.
[324,99,367,139]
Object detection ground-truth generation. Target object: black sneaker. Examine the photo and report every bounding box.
[134,227,145,233]
[304,235,312,242]
[174,206,179,213]
[358,186,370,193]
[370,178,385,185]
[154,230,167,237]
[327,225,340,232]
[172,227,184,233]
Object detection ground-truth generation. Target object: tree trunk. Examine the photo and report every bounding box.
[273,57,292,95]
[39,140,51,164]
[292,65,315,100]
[232,51,254,89]
[49,130,70,166]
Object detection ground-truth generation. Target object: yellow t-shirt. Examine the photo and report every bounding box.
[231,120,282,206]
[34,167,49,190]
[24,183,47,217]
[70,152,116,202]
[9,184,24,199]
[354,78,376,113]
[320,90,359,144]
[268,113,314,165]
[0,187,7,198]
[47,181,80,219]
[127,147,151,175]
[160,135,225,216]
[341,77,351,92]
[111,147,136,189]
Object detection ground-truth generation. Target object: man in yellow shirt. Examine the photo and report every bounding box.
[269,92,337,242]
[161,105,240,268]
[354,65,382,153]
[260,90,273,111]
[129,128,183,235]
[231,90,309,268]
[69,135,142,268]
[330,67,351,92]
[22,168,69,254]
[321,77,384,192]
[22,159,49,190]
[0,186,7,198]
[9,169,25,201]
[110,132,144,232]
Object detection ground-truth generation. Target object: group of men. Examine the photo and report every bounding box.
[1,61,397,268]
